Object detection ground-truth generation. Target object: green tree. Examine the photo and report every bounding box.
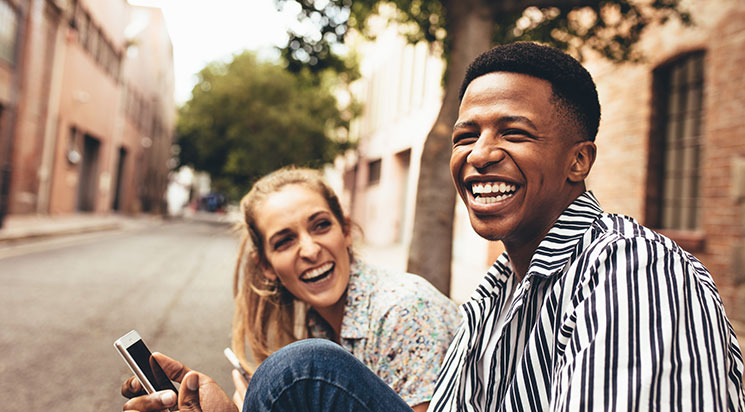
[276,0,688,294]
[177,51,354,199]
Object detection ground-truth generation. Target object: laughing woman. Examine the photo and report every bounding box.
[229,167,460,411]
[121,167,460,412]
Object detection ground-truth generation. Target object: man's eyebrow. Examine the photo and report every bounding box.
[453,120,478,130]
[500,115,538,130]
[453,116,538,131]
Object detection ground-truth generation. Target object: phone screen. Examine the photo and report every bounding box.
[127,339,178,393]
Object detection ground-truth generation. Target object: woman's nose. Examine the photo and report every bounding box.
[298,234,320,260]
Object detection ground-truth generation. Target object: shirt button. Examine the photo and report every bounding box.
[524,280,531,290]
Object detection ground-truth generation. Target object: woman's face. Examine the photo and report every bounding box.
[255,184,351,313]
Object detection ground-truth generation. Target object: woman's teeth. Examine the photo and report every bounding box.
[300,262,334,282]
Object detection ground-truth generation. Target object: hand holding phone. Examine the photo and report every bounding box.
[114,330,179,396]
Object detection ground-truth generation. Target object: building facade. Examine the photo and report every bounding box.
[0,0,174,225]
[586,0,745,328]
[337,0,745,328]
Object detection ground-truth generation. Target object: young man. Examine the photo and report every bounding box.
[429,41,744,411]
[121,42,745,412]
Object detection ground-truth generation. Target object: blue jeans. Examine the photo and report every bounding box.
[242,339,413,412]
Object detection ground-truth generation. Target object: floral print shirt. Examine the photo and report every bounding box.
[307,260,462,406]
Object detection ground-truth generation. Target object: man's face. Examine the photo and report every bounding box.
[450,71,583,251]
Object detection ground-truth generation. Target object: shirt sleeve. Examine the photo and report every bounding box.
[369,291,462,407]
[551,236,745,411]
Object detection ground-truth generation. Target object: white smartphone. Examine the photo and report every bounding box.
[223,347,252,382]
[114,330,179,396]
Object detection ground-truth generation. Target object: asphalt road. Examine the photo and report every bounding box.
[0,220,242,411]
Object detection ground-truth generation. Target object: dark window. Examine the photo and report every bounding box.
[0,0,18,64]
[648,51,705,230]
[76,9,89,48]
[368,159,381,186]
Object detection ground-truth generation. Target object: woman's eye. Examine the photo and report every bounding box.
[273,236,293,250]
[313,220,332,232]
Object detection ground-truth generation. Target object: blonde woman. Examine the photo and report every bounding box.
[121,167,460,412]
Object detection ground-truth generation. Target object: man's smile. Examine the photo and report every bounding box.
[470,181,518,204]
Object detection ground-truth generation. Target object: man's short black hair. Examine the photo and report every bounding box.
[459,42,601,142]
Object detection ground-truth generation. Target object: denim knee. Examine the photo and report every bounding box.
[243,339,411,412]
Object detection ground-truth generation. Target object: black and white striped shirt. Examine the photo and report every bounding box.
[429,192,745,411]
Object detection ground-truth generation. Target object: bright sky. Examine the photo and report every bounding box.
[127,0,297,104]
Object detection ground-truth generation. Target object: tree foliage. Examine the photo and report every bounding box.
[274,0,689,294]
[176,51,355,199]
[276,0,688,71]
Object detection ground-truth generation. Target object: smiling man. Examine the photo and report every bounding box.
[430,42,744,411]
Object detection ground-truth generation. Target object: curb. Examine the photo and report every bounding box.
[0,221,123,244]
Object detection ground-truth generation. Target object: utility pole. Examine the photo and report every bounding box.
[0,1,28,228]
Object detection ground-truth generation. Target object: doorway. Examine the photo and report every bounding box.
[77,134,100,211]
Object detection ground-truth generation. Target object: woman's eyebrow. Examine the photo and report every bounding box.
[307,210,331,223]
[268,228,292,243]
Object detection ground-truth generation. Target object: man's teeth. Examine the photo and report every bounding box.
[472,182,516,195]
[472,182,517,204]
[301,262,333,280]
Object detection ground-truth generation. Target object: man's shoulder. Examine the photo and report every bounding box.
[592,213,684,252]
[580,212,709,276]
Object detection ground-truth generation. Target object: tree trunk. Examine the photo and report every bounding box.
[406,0,494,295]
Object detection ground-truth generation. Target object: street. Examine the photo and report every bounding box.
[0,220,242,411]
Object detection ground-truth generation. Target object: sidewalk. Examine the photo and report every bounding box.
[0,210,238,244]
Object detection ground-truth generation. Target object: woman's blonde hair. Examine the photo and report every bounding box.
[231,166,350,370]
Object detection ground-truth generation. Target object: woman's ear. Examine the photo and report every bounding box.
[251,251,277,281]
[342,218,353,247]
[262,267,278,281]
[568,140,596,183]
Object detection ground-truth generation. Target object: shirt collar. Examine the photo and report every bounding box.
[338,259,372,340]
[527,191,603,278]
[467,191,603,302]
[305,259,371,340]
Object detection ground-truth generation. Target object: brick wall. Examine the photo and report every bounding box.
[587,1,745,333]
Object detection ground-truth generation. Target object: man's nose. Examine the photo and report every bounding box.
[298,234,320,260]
[467,134,505,170]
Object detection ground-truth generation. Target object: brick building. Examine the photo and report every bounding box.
[335,0,745,333]
[0,0,174,224]
[587,0,745,327]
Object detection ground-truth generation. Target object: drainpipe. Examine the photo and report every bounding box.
[36,2,69,214]
[0,0,29,228]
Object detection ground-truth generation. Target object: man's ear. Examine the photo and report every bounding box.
[568,140,596,183]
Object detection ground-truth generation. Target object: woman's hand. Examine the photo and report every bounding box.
[230,369,250,409]
[121,352,238,412]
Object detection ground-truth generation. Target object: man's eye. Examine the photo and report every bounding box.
[453,133,477,146]
[503,129,533,141]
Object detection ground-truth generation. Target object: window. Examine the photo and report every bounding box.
[648,52,705,231]
[368,159,381,186]
[0,0,18,64]
[87,24,99,58]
